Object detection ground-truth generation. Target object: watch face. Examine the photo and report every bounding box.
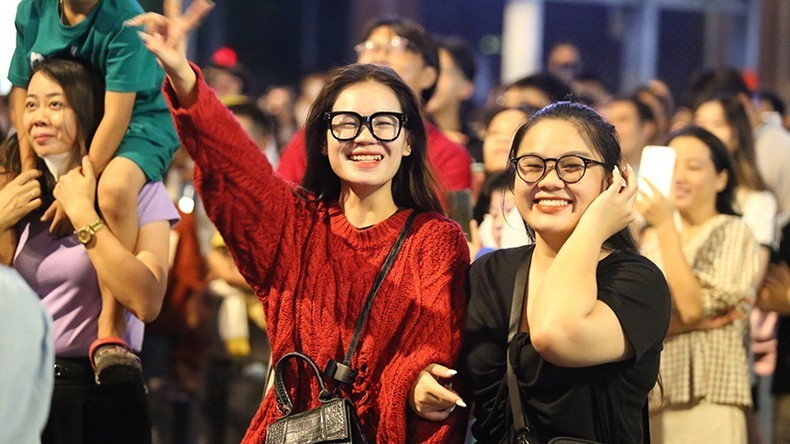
[77,228,92,244]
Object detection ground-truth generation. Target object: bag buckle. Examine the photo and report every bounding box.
[514,431,533,444]
[324,359,357,385]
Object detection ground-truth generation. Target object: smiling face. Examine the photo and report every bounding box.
[22,71,80,159]
[325,81,412,197]
[513,119,608,243]
[668,135,726,222]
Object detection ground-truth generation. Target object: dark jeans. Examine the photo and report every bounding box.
[42,358,152,444]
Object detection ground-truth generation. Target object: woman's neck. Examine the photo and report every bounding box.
[431,107,462,134]
[680,205,719,227]
[61,0,100,25]
[533,232,611,265]
[533,235,562,263]
[339,185,398,228]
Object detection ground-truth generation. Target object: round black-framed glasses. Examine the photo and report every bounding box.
[325,111,408,143]
[511,154,606,184]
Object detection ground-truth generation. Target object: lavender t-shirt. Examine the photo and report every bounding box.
[13,182,179,357]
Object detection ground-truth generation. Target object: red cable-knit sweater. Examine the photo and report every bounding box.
[164,66,469,444]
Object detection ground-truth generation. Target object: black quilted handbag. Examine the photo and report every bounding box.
[265,352,367,444]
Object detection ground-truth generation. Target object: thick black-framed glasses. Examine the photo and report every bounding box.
[511,154,606,184]
[325,111,408,142]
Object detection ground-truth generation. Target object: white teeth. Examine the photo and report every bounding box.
[350,154,383,162]
[537,199,569,207]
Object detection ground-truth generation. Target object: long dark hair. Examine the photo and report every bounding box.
[695,94,766,191]
[665,125,739,216]
[507,101,639,254]
[302,63,444,215]
[0,58,104,211]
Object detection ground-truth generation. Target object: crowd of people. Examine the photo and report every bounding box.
[1,0,790,443]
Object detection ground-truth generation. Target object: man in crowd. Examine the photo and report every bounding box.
[603,95,657,172]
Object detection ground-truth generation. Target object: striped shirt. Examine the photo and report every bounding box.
[641,214,759,408]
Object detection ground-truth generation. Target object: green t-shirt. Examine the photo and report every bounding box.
[8,0,179,181]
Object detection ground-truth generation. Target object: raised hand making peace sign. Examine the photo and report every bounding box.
[127,0,215,107]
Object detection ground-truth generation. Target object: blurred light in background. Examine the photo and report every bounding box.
[0,0,22,95]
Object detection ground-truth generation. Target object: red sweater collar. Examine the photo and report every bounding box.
[326,205,415,249]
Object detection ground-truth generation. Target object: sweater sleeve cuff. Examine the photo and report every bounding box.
[162,61,215,117]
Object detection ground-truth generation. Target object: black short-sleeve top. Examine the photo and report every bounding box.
[463,246,671,444]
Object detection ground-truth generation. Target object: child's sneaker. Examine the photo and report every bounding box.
[89,337,142,385]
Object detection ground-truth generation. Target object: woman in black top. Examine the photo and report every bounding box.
[412,102,671,443]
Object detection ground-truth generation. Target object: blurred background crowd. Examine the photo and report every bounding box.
[1,0,788,443]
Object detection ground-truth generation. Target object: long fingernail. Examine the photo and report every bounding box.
[123,19,138,27]
[136,31,151,42]
[445,369,458,377]
[449,405,457,413]
[456,399,467,408]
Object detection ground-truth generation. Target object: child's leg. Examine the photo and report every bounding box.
[19,137,38,172]
[95,157,146,340]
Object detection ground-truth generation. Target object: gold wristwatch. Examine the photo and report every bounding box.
[77,219,105,245]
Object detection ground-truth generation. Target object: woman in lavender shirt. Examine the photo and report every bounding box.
[0,58,177,443]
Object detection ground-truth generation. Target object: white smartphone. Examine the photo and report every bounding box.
[638,145,676,197]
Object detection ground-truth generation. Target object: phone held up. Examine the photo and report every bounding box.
[638,145,676,197]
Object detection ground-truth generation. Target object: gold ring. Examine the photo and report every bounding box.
[31,190,36,198]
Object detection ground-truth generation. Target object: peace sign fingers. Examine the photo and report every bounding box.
[130,0,214,105]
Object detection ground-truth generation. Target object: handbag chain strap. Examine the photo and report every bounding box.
[505,250,652,444]
[324,210,418,385]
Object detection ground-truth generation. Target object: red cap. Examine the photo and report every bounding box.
[212,46,238,68]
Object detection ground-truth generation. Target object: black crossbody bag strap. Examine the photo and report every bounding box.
[643,400,651,444]
[507,254,533,441]
[324,211,419,385]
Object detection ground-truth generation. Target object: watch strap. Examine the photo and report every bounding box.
[88,219,104,232]
[78,218,105,244]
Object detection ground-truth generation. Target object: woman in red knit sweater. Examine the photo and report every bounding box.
[130,2,469,442]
